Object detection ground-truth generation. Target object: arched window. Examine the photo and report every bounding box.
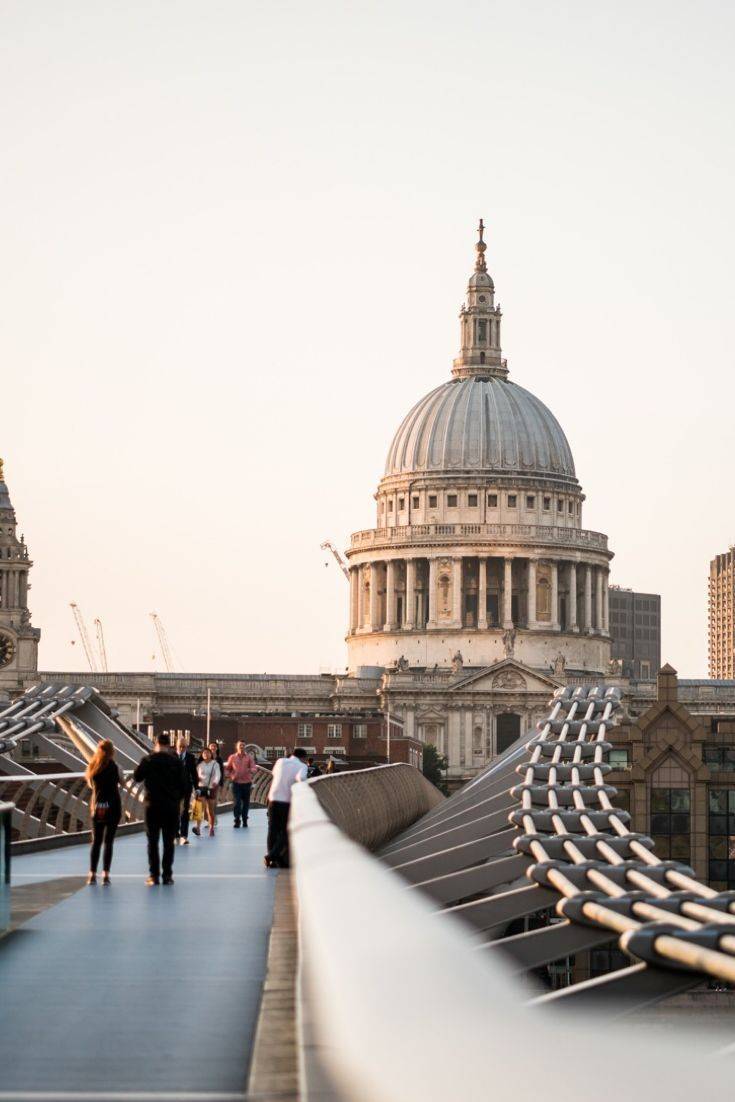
[537,577,551,619]
[650,755,690,863]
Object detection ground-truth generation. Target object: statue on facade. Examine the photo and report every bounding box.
[502,628,516,658]
[451,650,464,674]
[395,654,409,672]
[552,652,566,677]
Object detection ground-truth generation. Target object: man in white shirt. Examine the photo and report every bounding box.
[264,748,308,868]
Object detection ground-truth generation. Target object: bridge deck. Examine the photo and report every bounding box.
[0,808,276,1100]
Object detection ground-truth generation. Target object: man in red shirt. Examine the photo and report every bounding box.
[225,741,258,828]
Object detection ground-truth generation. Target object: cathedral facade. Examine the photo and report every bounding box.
[7,225,735,786]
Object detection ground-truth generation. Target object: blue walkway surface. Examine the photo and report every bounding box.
[0,809,277,1098]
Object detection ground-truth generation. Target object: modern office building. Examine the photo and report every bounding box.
[709,547,735,679]
[608,586,661,680]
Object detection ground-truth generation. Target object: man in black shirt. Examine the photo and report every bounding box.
[134,734,186,885]
[175,736,199,845]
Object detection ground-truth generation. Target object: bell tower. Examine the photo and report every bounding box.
[0,459,40,690]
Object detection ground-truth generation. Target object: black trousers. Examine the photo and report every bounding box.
[90,818,119,873]
[178,791,194,839]
[266,801,291,867]
[145,804,178,880]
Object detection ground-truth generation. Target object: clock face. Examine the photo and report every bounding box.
[0,633,15,669]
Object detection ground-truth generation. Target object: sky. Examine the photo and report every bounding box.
[1,0,733,678]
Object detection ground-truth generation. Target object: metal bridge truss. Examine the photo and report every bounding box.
[380,684,735,1004]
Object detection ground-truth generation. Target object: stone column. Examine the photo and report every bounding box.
[427,558,438,628]
[551,561,560,630]
[595,567,603,634]
[384,560,397,631]
[477,557,488,629]
[451,557,463,627]
[349,567,359,633]
[602,569,610,635]
[369,561,381,631]
[0,570,6,608]
[503,558,513,628]
[405,559,416,629]
[568,562,578,632]
[584,564,593,633]
[527,559,537,627]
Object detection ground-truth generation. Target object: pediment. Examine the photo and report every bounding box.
[450,658,560,696]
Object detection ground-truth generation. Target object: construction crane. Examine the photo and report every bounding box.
[70,602,98,673]
[149,612,175,672]
[320,540,349,580]
[94,618,108,673]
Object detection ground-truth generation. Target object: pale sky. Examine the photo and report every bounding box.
[1,1,733,678]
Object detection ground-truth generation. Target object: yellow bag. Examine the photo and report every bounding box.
[190,797,204,822]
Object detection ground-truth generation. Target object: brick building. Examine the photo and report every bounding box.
[607,664,735,889]
[153,710,422,770]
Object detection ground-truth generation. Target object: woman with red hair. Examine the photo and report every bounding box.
[84,739,122,885]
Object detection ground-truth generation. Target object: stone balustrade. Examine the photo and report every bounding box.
[350,522,608,551]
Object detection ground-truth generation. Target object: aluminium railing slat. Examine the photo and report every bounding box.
[390,827,520,883]
[480,919,616,971]
[407,852,531,905]
[381,781,525,854]
[381,798,517,867]
[532,960,704,1012]
[442,883,559,931]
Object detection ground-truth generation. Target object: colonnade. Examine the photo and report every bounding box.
[349,555,609,636]
[0,568,27,610]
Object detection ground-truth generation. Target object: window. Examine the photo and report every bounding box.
[708,789,735,889]
[650,787,690,863]
[568,500,573,514]
[543,496,551,511]
[507,494,517,508]
[526,495,535,510]
[398,497,404,511]
[447,494,458,508]
[488,493,498,508]
[267,746,287,760]
[609,748,630,769]
[330,746,346,755]
[428,495,437,508]
[704,747,735,770]
[353,723,367,739]
[297,722,313,739]
[412,496,419,509]
[477,319,487,342]
[327,723,343,738]
[468,493,478,507]
[557,499,564,513]
[388,499,393,512]
[640,661,652,679]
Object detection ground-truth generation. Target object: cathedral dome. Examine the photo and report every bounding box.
[384,374,577,486]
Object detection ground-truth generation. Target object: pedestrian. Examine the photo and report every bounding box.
[325,758,336,774]
[197,747,221,837]
[176,736,199,845]
[306,756,322,779]
[84,738,121,886]
[133,733,186,886]
[264,748,308,869]
[225,740,258,828]
[203,741,225,824]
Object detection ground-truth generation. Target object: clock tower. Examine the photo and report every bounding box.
[0,459,40,690]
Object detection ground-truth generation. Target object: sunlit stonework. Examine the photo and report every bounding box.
[346,221,613,680]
